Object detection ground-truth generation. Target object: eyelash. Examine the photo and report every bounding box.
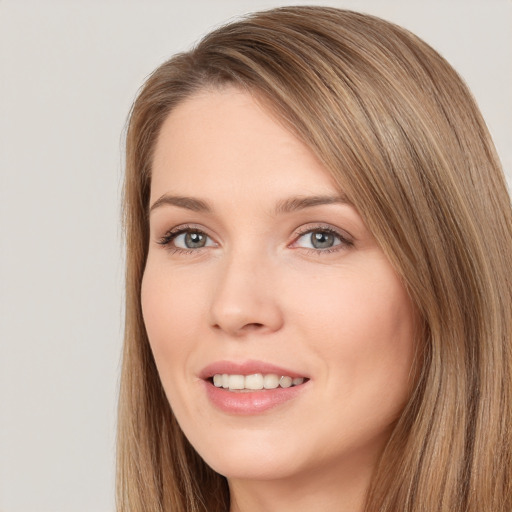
[156,224,353,255]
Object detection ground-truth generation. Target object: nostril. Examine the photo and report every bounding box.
[212,322,263,331]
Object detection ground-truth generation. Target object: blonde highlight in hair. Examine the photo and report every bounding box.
[118,7,512,511]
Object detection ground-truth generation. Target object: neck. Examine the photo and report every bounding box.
[227,452,376,512]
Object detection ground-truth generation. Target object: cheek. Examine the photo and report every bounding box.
[288,264,416,405]
[141,267,170,347]
[140,263,204,386]
[141,262,205,343]
[291,265,414,344]
[140,263,211,427]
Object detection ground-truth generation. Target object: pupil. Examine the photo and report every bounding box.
[185,232,206,248]
[311,231,334,249]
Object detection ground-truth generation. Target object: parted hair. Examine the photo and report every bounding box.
[118,6,512,511]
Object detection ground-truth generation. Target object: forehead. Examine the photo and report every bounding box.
[150,87,341,204]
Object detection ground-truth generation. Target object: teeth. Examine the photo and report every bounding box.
[212,373,305,391]
[228,375,245,390]
[263,374,279,389]
[280,376,292,388]
[245,373,264,390]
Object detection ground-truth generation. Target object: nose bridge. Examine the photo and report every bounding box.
[209,244,283,336]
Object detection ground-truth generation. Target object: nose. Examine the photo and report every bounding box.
[209,250,284,337]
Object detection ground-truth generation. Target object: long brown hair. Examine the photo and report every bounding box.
[118,7,512,511]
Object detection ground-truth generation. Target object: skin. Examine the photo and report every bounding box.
[141,87,417,512]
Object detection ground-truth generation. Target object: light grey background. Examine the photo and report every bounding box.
[1,1,510,511]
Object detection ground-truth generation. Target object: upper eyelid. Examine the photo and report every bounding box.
[158,223,211,238]
[292,223,354,241]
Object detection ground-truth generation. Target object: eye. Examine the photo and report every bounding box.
[158,227,216,251]
[297,230,340,249]
[293,226,352,252]
[174,230,211,249]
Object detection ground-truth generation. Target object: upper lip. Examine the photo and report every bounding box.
[199,359,308,380]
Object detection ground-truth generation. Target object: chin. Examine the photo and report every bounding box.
[207,455,302,482]
[190,431,307,481]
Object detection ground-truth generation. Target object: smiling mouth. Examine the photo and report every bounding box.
[209,373,308,392]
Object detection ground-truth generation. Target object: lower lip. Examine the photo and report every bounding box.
[203,380,308,415]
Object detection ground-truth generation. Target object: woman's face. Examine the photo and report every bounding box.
[142,87,416,484]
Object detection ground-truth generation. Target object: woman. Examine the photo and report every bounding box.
[118,6,512,512]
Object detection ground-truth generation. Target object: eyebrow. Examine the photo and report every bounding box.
[274,194,351,214]
[150,194,212,214]
[149,193,351,215]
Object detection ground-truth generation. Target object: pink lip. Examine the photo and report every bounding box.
[199,360,310,415]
